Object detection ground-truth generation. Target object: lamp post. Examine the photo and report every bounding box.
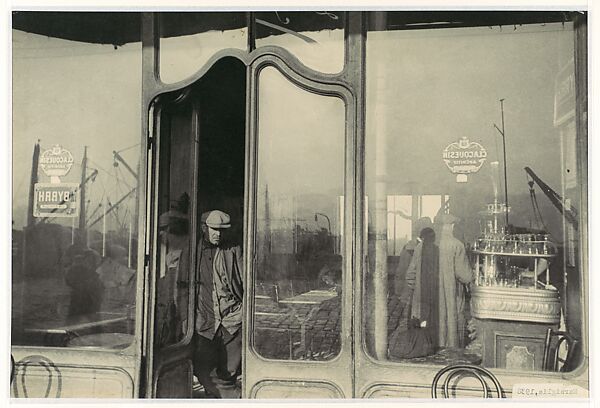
[493,99,510,226]
[314,212,331,234]
[315,213,332,253]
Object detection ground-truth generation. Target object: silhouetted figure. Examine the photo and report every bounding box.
[65,249,104,324]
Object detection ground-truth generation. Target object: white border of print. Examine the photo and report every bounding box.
[2,2,595,408]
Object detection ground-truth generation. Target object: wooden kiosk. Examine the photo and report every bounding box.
[470,201,560,371]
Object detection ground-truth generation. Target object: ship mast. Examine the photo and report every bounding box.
[79,146,87,245]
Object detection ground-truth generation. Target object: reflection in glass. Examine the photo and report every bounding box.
[255,11,345,74]
[11,31,141,350]
[253,66,345,361]
[159,13,247,84]
[365,22,578,371]
[153,100,197,349]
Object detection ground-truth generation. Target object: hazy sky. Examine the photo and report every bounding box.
[365,23,574,192]
[12,30,142,229]
[364,23,576,240]
[12,21,576,236]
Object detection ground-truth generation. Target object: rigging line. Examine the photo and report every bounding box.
[88,188,136,228]
[526,173,541,228]
[89,175,109,220]
[86,187,106,225]
[87,159,114,178]
[531,191,551,236]
[114,172,134,190]
[86,200,104,226]
[115,143,140,154]
[106,165,129,230]
[114,162,123,202]
[108,198,124,228]
[532,194,550,237]
[116,164,131,196]
[531,188,543,223]
[103,187,124,229]
[529,188,542,228]
[531,189,563,244]
[89,159,133,189]
[114,167,134,230]
[110,166,122,226]
[493,125,501,163]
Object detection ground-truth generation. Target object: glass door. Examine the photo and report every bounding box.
[146,93,199,398]
[146,56,247,398]
[244,57,355,398]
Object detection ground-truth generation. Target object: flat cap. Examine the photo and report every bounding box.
[204,210,231,229]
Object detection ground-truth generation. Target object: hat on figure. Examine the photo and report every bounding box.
[159,209,187,227]
[204,210,231,229]
[435,213,459,225]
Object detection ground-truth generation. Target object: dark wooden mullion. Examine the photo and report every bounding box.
[139,12,160,399]
[247,12,256,52]
[573,12,588,370]
[345,11,366,399]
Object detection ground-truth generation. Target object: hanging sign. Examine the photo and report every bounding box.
[33,183,79,218]
[553,58,575,127]
[39,145,74,178]
[442,137,487,183]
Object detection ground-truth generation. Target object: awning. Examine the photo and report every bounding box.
[12,11,247,46]
[12,11,579,46]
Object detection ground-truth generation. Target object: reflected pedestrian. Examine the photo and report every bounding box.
[65,248,104,324]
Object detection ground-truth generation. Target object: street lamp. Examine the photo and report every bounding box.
[314,213,331,234]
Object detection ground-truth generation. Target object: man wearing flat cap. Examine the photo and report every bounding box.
[193,209,243,398]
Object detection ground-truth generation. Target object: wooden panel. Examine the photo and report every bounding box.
[250,380,343,398]
[11,364,134,398]
[496,335,545,371]
[364,383,499,399]
[475,318,553,369]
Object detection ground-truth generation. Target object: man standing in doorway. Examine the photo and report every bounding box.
[194,210,244,398]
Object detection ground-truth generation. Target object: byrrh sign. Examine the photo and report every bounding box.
[442,137,487,182]
[33,183,79,218]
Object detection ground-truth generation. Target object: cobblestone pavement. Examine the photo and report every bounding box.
[15,277,480,366]
[254,290,341,361]
[254,291,481,365]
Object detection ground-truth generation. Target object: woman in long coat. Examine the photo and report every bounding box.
[436,214,473,348]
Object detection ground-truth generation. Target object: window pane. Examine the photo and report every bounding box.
[253,66,345,361]
[160,13,247,84]
[365,21,582,374]
[12,29,141,349]
[153,101,196,348]
[255,12,345,74]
